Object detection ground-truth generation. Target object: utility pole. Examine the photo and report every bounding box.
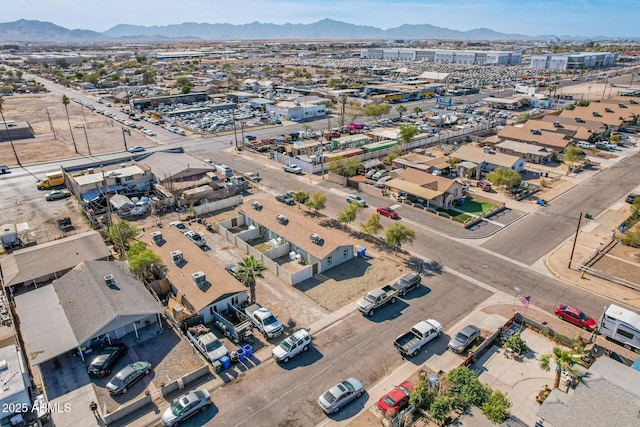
[568,213,583,269]
[121,127,130,151]
[46,107,57,140]
[232,109,239,150]
[83,125,91,156]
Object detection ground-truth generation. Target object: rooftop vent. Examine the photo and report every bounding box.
[151,231,163,245]
[170,250,183,266]
[276,214,288,225]
[104,275,115,287]
[309,233,323,245]
[0,360,7,371]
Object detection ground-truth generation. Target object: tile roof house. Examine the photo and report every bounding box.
[496,125,571,153]
[537,357,640,427]
[15,261,163,366]
[0,230,111,289]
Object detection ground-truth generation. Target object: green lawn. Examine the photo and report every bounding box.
[437,208,473,224]
[455,198,496,215]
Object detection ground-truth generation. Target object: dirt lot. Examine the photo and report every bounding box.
[0,92,156,166]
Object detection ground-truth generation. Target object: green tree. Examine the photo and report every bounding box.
[0,96,20,165]
[106,220,138,256]
[382,147,403,165]
[289,190,309,208]
[236,255,266,305]
[305,192,327,214]
[126,241,163,281]
[385,223,416,254]
[621,227,640,248]
[564,145,584,166]
[409,375,437,410]
[327,157,362,177]
[142,70,156,85]
[337,203,362,226]
[516,112,530,123]
[413,106,423,115]
[504,332,528,354]
[486,167,521,189]
[448,156,461,166]
[566,104,576,110]
[576,100,590,107]
[429,394,454,426]
[398,124,418,148]
[61,94,78,153]
[540,346,583,389]
[609,134,621,142]
[481,390,512,423]
[395,104,407,119]
[446,366,490,409]
[362,103,391,121]
[360,213,383,238]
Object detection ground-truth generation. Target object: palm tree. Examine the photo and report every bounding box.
[0,96,20,165]
[413,106,422,115]
[61,94,78,153]
[395,105,407,120]
[236,255,266,305]
[540,346,583,389]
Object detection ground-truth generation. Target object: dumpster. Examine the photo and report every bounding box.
[243,344,253,358]
[212,360,222,374]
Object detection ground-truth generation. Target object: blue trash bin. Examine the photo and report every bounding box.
[243,345,253,358]
[220,355,231,370]
[236,347,245,362]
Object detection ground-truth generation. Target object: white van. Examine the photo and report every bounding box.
[577,141,595,150]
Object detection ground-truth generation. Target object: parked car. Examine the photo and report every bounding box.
[317,378,364,414]
[275,193,296,206]
[283,164,302,174]
[626,193,639,204]
[87,343,128,376]
[554,304,596,331]
[272,329,311,363]
[128,145,145,153]
[346,194,367,207]
[243,172,261,182]
[377,381,413,414]
[224,264,240,278]
[45,189,71,201]
[477,181,492,191]
[448,325,481,353]
[106,361,152,395]
[161,389,211,427]
[377,206,398,219]
[286,190,309,203]
[170,221,188,233]
[374,176,393,188]
[371,170,389,181]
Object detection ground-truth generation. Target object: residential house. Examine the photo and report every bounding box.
[219,199,354,285]
[496,125,571,154]
[15,261,163,366]
[451,144,525,173]
[495,140,554,164]
[537,357,640,427]
[141,226,248,325]
[384,168,465,208]
[392,153,452,174]
[0,345,32,425]
[0,231,111,290]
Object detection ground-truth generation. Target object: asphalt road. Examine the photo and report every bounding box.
[481,151,640,265]
[205,272,493,427]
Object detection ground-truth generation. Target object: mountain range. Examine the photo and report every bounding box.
[0,19,612,43]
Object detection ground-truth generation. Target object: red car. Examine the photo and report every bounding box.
[554,304,596,331]
[377,381,413,414]
[377,206,399,219]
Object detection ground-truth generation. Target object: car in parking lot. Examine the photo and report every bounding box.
[275,194,296,206]
[87,343,128,376]
[161,389,211,427]
[317,377,364,414]
[106,361,152,395]
[128,146,146,153]
[377,381,413,414]
[346,194,367,207]
[448,325,481,353]
[283,164,302,174]
[376,206,398,219]
[45,189,71,201]
[554,304,596,331]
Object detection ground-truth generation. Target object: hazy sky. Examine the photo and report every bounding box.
[3,0,636,37]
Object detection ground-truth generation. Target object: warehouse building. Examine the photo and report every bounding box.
[529,52,616,70]
[360,48,521,65]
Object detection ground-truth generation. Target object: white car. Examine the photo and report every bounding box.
[283,164,302,174]
[129,146,145,153]
[346,194,367,207]
[317,378,364,414]
[272,329,311,363]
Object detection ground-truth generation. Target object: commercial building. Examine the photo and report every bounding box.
[529,52,616,70]
[360,48,521,65]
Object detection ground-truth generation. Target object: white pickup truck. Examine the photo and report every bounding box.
[357,285,398,316]
[186,325,228,363]
[245,303,283,339]
[394,319,443,357]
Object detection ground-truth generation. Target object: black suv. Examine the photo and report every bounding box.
[394,272,421,296]
[88,343,128,377]
[626,193,639,204]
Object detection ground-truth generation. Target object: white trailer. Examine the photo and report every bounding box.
[599,304,640,352]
